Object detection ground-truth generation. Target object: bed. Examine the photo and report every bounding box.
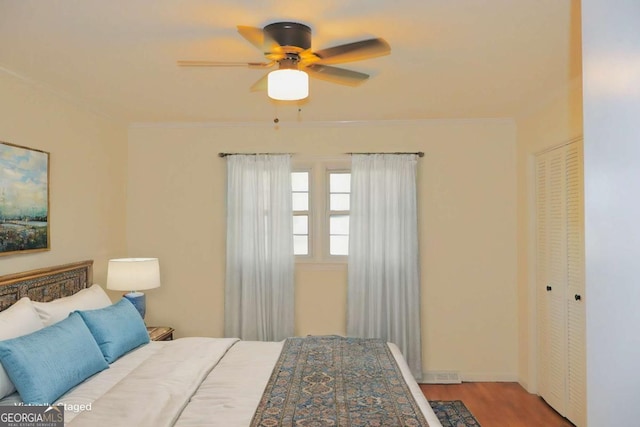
[0,261,442,426]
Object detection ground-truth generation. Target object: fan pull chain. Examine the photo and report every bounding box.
[273,105,280,130]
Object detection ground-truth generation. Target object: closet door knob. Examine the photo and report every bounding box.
[546,285,552,292]
[575,294,582,301]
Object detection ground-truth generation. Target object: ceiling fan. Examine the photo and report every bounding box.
[177,22,391,100]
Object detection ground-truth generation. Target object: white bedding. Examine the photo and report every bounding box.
[2,337,442,426]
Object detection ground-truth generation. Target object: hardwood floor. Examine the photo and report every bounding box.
[420,382,575,427]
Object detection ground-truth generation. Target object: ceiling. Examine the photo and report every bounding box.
[0,1,580,124]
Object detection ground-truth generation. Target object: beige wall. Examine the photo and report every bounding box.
[0,72,128,283]
[128,119,518,380]
[515,76,583,391]
[514,0,583,394]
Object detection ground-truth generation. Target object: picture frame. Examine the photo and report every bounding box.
[0,141,50,256]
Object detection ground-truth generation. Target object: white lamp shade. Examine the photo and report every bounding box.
[268,69,309,101]
[106,258,161,291]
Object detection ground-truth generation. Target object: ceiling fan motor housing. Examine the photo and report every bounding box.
[177,21,390,92]
[264,22,312,51]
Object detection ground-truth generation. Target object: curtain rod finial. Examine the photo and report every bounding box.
[347,151,425,158]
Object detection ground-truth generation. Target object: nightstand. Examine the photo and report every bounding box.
[147,326,174,341]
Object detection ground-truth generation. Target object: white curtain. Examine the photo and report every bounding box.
[224,154,294,342]
[347,154,423,379]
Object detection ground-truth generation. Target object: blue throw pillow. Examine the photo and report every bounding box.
[0,312,109,405]
[75,298,150,363]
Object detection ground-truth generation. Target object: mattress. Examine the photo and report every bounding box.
[1,337,442,426]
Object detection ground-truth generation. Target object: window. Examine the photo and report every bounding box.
[328,172,351,256]
[292,160,351,262]
[291,171,310,256]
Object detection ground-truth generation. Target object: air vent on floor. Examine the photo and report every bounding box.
[423,371,462,384]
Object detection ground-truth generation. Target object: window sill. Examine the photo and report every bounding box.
[295,261,347,271]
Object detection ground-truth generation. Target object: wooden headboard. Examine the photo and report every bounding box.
[0,260,93,312]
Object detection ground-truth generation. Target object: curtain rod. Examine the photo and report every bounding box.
[218,152,293,158]
[219,151,424,158]
[346,151,424,157]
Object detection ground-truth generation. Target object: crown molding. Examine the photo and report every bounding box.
[0,65,121,124]
[129,117,515,129]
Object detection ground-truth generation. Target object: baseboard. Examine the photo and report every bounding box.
[459,372,519,382]
[419,371,519,384]
[518,376,537,394]
[423,371,462,384]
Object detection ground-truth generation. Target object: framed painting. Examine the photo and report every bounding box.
[0,141,50,256]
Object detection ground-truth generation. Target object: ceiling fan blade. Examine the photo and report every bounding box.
[237,26,265,51]
[250,74,268,92]
[237,25,280,54]
[298,48,320,66]
[305,64,369,86]
[177,60,273,69]
[313,38,390,65]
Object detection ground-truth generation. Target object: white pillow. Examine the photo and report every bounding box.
[0,297,45,399]
[32,284,112,327]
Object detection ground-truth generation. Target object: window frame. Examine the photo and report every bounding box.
[292,157,351,265]
[326,169,351,261]
[291,168,312,259]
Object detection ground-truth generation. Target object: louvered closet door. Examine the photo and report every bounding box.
[565,142,586,427]
[536,147,568,416]
[535,153,552,407]
[535,140,586,427]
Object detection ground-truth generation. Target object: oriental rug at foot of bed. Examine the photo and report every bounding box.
[250,335,430,426]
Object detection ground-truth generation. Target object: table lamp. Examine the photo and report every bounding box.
[106,258,161,319]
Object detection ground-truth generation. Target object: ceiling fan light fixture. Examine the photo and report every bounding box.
[179,21,390,99]
[268,69,309,101]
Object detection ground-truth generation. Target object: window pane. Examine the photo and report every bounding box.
[292,192,308,211]
[291,172,309,192]
[294,235,309,255]
[293,215,308,234]
[330,194,350,211]
[330,215,349,235]
[330,235,349,255]
[330,173,351,193]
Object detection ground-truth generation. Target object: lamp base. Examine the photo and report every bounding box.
[123,291,146,319]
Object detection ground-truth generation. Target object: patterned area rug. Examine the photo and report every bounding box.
[429,400,481,427]
[251,335,430,426]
